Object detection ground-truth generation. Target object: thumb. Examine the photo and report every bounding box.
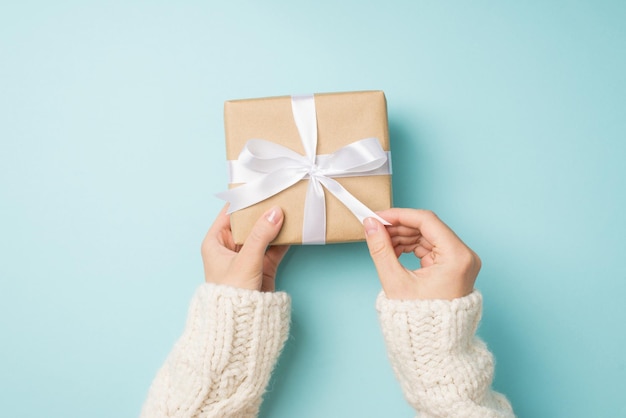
[239,206,284,260]
[364,217,405,286]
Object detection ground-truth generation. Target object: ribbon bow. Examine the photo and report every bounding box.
[217,94,391,244]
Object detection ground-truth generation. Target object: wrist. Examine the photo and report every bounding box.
[204,275,263,293]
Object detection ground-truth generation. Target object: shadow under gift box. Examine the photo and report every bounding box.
[223,90,392,245]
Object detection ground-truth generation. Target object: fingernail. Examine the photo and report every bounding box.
[266,207,281,225]
[364,217,378,236]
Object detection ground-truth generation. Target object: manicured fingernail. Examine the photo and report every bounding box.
[364,217,378,236]
[266,207,281,225]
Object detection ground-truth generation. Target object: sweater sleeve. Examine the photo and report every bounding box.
[376,291,514,418]
[140,283,291,418]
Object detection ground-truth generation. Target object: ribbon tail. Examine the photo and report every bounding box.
[301,178,326,245]
[316,176,391,226]
[216,168,307,213]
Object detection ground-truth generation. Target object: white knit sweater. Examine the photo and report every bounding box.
[141,284,514,417]
[376,291,514,417]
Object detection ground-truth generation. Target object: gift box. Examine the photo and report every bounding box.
[218,90,392,245]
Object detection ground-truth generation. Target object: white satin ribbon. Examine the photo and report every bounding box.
[217,94,391,244]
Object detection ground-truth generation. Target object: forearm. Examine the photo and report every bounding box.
[141,283,290,418]
[377,291,514,418]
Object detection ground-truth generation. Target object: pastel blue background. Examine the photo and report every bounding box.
[1,1,625,417]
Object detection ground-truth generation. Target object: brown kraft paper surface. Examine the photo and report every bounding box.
[223,90,392,245]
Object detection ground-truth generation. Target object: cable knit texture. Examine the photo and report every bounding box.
[140,283,291,418]
[376,290,515,418]
[141,285,514,417]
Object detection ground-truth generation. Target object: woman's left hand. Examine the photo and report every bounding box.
[201,205,290,292]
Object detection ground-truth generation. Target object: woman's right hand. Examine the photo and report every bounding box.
[363,208,481,300]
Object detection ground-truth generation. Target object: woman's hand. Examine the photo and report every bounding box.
[201,205,290,292]
[364,208,480,300]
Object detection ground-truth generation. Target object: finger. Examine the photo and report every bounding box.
[377,208,461,249]
[386,227,434,252]
[238,206,285,261]
[390,242,431,260]
[266,245,290,266]
[202,205,233,254]
[417,250,436,268]
[413,245,432,260]
[385,225,422,237]
[390,234,422,248]
[261,245,290,292]
[364,217,406,286]
[206,204,232,238]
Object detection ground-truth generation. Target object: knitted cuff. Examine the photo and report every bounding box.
[183,282,291,374]
[376,290,483,352]
[160,283,291,417]
[376,291,499,414]
[375,291,515,417]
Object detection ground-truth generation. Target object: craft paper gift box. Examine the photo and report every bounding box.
[218,90,392,245]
